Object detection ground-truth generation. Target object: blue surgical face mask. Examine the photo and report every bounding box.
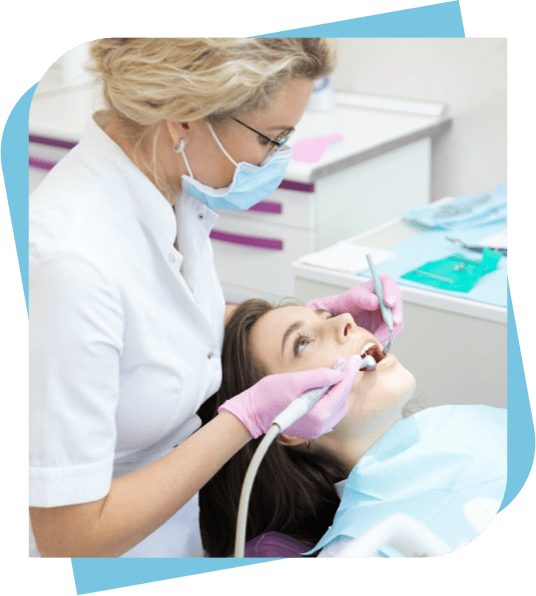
[177,121,292,211]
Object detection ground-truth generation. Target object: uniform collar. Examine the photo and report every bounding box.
[78,112,178,248]
[78,112,221,274]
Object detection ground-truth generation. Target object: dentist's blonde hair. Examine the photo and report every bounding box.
[87,38,338,129]
[87,38,337,196]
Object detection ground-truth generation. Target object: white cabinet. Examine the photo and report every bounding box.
[211,211,316,303]
[209,95,451,302]
[212,137,436,303]
[29,86,451,302]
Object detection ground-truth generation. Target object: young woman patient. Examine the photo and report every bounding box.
[197,299,506,558]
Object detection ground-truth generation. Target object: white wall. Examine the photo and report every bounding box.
[331,38,507,202]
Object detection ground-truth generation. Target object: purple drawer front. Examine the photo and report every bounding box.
[247,200,282,214]
[210,229,283,251]
[29,156,56,171]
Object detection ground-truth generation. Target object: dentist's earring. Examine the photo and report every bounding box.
[173,139,185,154]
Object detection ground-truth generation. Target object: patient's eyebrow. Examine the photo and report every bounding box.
[280,309,328,354]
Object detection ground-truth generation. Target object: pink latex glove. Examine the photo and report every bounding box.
[307,273,403,346]
[218,356,361,439]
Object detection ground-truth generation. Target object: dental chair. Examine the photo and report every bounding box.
[240,497,500,558]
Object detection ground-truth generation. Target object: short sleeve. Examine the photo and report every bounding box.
[29,252,124,507]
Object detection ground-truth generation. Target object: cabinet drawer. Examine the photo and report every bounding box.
[215,182,316,230]
[29,137,74,165]
[210,217,315,300]
[29,137,74,194]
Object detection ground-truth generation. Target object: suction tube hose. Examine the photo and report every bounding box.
[234,356,376,557]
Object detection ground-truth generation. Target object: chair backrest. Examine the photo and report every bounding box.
[233,532,308,558]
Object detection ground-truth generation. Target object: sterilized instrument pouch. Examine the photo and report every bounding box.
[400,248,503,292]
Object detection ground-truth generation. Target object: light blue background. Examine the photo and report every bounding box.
[2,2,532,593]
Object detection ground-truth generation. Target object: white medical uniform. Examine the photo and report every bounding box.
[29,112,226,557]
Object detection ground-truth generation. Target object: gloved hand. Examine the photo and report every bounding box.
[306,273,403,346]
[218,356,362,439]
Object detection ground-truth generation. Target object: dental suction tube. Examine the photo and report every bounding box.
[271,361,346,433]
[270,355,376,432]
[234,357,375,558]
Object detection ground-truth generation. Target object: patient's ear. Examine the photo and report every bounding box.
[278,434,308,447]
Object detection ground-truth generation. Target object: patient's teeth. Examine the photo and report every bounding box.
[360,342,376,356]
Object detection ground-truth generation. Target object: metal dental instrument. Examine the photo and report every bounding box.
[413,270,454,283]
[268,361,346,453]
[446,237,507,257]
[365,254,395,354]
[270,357,375,437]
[359,354,377,371]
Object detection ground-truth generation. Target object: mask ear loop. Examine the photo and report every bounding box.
[173,139,194,178]
[206,120,238,167]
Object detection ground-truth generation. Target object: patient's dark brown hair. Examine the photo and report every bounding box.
[197,298,348,558]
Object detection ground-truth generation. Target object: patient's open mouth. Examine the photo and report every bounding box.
[359,342,386,365]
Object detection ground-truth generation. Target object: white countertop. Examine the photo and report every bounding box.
[29,85,451,183]
[293,210,507,324]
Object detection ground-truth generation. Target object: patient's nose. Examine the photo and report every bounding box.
[332,313,356,343]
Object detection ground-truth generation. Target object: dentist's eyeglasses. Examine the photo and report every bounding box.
[232,117,294,166]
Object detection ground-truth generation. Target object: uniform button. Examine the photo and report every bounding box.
[207,352,213,359]
[168,253,175,263]
[198,214,204,220]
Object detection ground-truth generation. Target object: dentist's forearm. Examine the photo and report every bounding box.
[30,412,251,557]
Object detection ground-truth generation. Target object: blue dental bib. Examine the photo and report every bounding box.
[308,405,507,557]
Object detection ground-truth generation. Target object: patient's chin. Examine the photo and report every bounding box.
[391,368,416,399]
[398,378,417,407]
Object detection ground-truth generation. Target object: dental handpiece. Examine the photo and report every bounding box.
[271,356,376,433]
[365,254,395,354]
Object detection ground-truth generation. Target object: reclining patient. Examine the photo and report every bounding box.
[197,299,507,558]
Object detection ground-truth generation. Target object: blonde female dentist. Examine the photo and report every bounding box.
[29,38,404,558]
